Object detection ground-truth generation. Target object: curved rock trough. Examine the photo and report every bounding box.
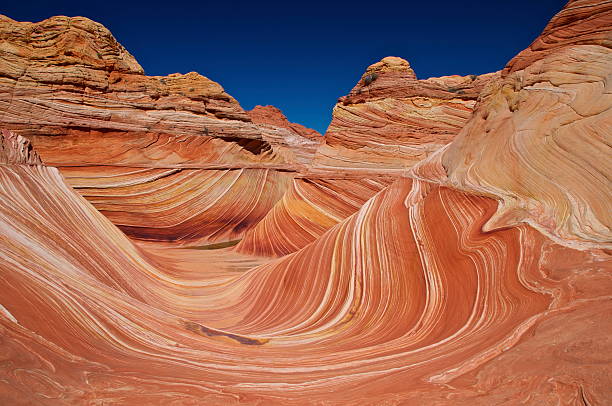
[0,1,610,404]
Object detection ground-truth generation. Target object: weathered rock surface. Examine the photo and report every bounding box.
[0,15,311,244]
[311,56,498,174]
[412,0,612,248]
[0,0,611,404]
[234,175,394,256]
[0,128,41,165]
[61,166,292,245]
[0,14,284,168]
[1,145,609,404]
[248,105,322,168]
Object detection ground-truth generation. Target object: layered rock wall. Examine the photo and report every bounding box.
[312,56,498,173]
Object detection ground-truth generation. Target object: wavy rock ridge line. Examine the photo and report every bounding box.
[60,166,292,245]
[412,0,612,248]
[1,142,609,404]
[234,175,394,256]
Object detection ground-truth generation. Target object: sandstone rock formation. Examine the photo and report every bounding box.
[234,175,394,256]
[311,56,498,174]
[248,105,322,167]
[1,135,609,403]
[412,0,612,249]
[0,15,317,244]
[0,15,283,168]
[0,0,611,404]
[61,166,293,245]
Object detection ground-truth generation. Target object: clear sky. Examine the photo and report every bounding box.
[4,0,566,134]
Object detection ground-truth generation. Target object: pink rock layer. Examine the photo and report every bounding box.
[0,128,42,165]
[0,148,609,404]
[311,56,499,174]
[60,166,293,245]
[234,175,394,256]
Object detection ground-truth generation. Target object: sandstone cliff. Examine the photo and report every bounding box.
[312,56,498,174]
[0,14,283,168]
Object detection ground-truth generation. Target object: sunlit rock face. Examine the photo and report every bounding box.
[0,15,284,168]
[412,0,612,249]
[1,0,612,404]
[1,134,609,404]
[248,105,322,168]
[0,15,311,244]
[311,56,499,174]
[234,175,394,257]
[60,166,293,245]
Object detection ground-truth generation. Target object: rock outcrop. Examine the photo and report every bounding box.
[312,56,498,174]
[248,105,322,168]
[0,15,314,244]
[412,0,612,248]
[0,14,283,168]
[61,166,292,245]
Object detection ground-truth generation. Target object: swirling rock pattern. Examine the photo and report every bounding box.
[60,165,293,245]
[1,0,612,404]
[0,15,315,243]
[311,56,498,174]
[412,0,612,248]
[235,175,394,256]
[1,151,609,404]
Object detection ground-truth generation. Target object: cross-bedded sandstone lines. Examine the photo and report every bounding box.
[0,0,611,404]
[234,175,394,256]
[60,165,293,245]
[311,57,498,174]
[1,139,609,404]
[411,0,612,249]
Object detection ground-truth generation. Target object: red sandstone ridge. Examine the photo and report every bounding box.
[0,14,283,168]
[311,56,499,174]
[247,105,322,167]
[248,105,321,139]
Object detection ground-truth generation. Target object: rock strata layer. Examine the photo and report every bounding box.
[0,14,283,168]
[412,0,612,248]
[312,56,498,174]
[0,0,611,404]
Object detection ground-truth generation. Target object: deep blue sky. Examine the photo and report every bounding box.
[4,0,566,134]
